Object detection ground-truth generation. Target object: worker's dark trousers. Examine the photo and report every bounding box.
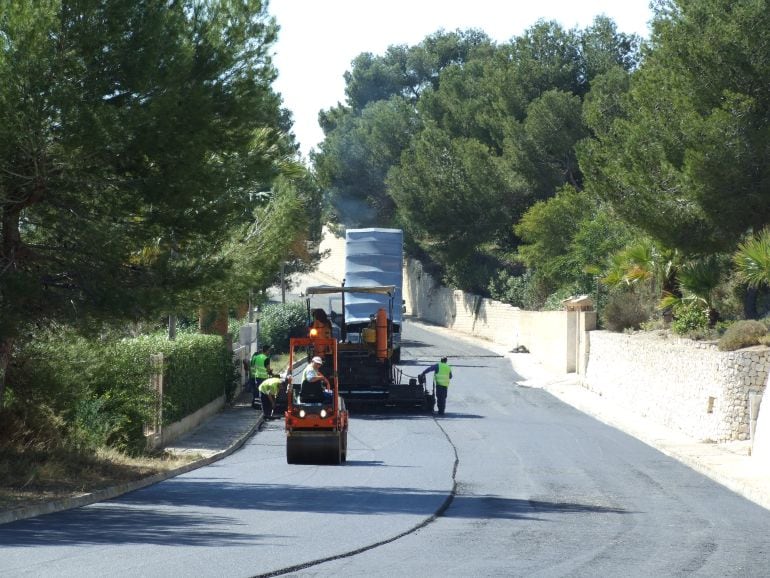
[252,378,265,407]
[259,391,274,418]
[436,385,448,415]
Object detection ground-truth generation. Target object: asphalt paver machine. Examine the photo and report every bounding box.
[305,285,434,411]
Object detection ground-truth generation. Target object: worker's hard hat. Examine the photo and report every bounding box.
[312,356,323,364]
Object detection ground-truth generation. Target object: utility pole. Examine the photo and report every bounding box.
[168,314,177,340]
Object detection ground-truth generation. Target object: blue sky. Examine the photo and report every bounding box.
[268,0,654,158]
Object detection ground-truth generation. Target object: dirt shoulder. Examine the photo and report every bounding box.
[0,447,200,515]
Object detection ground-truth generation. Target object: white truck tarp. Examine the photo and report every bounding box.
[343,228,403,326]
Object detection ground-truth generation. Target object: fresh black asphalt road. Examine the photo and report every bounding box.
[2,321,770,577]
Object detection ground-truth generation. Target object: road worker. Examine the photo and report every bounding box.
[420,356,453,416]
[298,356,333,403]
[310,308,333,356]
[258,375,284,420]
[303,356,331,389]
[250,344,273,409]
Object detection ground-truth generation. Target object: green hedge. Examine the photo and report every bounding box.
[159,334,238,422]
[12,331,237,455]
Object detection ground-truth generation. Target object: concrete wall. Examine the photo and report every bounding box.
[401,257,595,374]
[159,395,226,448]
[146,394,226,450]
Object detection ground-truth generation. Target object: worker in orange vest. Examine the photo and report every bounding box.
[310,308,333,356]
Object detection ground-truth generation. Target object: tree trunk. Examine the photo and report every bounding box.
[0,336,12,409]
[744,287,759,319]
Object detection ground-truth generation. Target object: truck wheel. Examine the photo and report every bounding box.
[341,430,348,463]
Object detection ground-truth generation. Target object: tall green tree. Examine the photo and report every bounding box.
[393,18,639,287]
[314,30,493,227]
[581,0,770,254]
[0,0,291,405]
[388,125,525,264]
[515,186,632,296]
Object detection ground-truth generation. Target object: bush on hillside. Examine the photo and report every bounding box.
[717,320,768,351]
[601,290,648,332]
[671,301,709,335]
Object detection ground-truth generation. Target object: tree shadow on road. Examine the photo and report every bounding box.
[0,482,631,548]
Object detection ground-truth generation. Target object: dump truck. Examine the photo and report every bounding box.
[302,228,434,410]
[285,336,349,464]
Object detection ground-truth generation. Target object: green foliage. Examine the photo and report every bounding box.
[516,187,632,298]
[488,269,541,310]
[389,126,525,265]
[660,254,728,324]
[4,330,235,455]
[670,302,709,336]
[315,96,419,226]
[507,90,588,194]
[718,320,768,351]
[315,18,639,297]
[734,227,770,289]
[581,0,770,254]
[259,301,308,353]
[0,0,296,406]
[601,289,649,332]
[541,286,586,312]
[159,334,238,423]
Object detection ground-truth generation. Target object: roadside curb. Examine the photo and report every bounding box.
[0,411,264,526]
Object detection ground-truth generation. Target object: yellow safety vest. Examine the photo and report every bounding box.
[258,377,281,396]
[435,362,451,387]
[251,353,269,379]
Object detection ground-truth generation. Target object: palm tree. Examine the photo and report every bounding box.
[660,255,725,326]
[734,228,770,288]
[601,239,680,299]
[734,228,770,319]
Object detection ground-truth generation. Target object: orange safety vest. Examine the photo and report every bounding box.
[311,319,332,354]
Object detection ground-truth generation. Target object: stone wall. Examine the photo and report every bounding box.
[585,331,769,442]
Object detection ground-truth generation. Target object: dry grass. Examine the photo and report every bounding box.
[0,446,201,512]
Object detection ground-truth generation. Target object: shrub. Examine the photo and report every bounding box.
[671,301,709,335]
[488,269,544,310]
[601,290,648,332]
[542,286,582,311]
[718,320,768,351]
[259,301,308,352]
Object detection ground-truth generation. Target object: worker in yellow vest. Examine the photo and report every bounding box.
[420,356,453,416]
[258,375,285,420]
[250,344,273,409]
